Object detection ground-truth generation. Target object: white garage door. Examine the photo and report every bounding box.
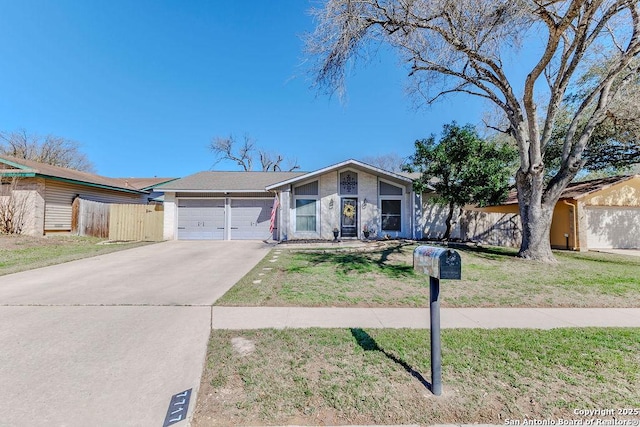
[230,199,273,240]
[177,199,225,240]
[586,206,640,249]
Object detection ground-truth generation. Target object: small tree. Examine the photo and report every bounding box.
[404,123,517,240]
[210,134,300,172]
[0,177,29,235]
[0,129,95,172]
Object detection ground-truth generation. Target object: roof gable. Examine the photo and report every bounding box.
[265,159,413,190]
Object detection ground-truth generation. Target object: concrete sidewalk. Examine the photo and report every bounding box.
[212,306,640,329]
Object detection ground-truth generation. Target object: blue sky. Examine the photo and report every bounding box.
[0,0,489,178]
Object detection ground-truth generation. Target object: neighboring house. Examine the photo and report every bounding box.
[0,155,174,236]
[468,175,640,250]
[156,159,419,241]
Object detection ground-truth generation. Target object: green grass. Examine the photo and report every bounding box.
[216,243,640,308]
[0,235,152,276]
[193,327,640,426]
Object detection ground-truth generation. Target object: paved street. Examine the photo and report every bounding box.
[0,240,272,427]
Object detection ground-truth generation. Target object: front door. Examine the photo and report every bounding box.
[341,198,358,238]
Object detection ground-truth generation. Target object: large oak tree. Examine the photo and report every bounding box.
[305,0,640,262]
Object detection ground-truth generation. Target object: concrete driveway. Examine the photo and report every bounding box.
[0,240,271,427]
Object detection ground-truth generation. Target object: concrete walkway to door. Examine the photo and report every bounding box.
[0,240,272,427]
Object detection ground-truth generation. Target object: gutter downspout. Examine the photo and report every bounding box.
[563,199,578,250]
[410,185,415,240]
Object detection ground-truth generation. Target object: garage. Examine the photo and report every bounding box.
[586,206,640,249]
[155,170,309,241]
[177,199,225,240]
[177,198,275,240]
[230,199,273,240]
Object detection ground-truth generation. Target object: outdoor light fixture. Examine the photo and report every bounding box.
[362,198,368,208]
[329,199,334,209]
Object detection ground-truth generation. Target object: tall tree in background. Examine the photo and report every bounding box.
[360,153,406,172]
[0,130,95,173]
[403,123,517,240]
[546,60,640,178]
[210,134,300,172]
[306,0,640,262]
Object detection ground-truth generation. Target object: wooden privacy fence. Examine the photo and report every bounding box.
[72,198,110,238]
[109,203,164,241]
[72,198,164,241]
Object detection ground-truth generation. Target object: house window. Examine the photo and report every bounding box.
[339,171,358,195]
[379,181,403,196]
[381,199,401,231]
[295,199,317,232]
[294,181,318,196]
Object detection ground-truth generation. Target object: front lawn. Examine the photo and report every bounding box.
[0,234,152,276]
[216,242,640,308]
[192,327,640,426]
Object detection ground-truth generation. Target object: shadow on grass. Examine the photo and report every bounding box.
[450,244,518,261]
[556,251,640,266]
[350,328,432,392]
[301,244,414,278]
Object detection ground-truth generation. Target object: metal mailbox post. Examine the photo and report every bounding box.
[413,245,462,396]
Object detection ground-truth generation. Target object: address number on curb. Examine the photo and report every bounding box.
[163,388,192,427]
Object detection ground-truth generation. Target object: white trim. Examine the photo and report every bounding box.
[266,159,412,190]
[169,189,271,193]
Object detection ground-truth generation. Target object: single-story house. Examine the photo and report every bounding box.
[156,159,421,241]
[0,155,174,236]
[471,175,640,250]
[155,159,639,250]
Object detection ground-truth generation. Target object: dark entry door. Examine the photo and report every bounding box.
[340,198,358,238]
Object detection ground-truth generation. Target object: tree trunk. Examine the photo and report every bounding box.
[442,202,455,240]
[518,203,556,262]
[516,172,557,263]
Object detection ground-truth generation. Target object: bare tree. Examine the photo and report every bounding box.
[210,134,301,171]
[306,0,640,262]
[0,177,29,234]
[0,129,95,173]
[360,153,406,172]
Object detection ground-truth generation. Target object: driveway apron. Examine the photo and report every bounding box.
[0,240,271,427]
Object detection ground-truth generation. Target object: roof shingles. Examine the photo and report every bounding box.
[156,171,306,192]
[0,155,171,193]
[503,175,637,204]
